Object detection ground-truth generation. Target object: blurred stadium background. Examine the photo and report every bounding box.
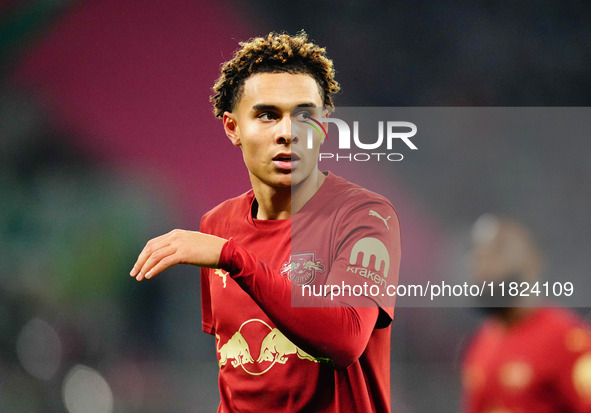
[1,1,590,412]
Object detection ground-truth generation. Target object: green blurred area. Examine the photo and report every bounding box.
[2,170,151,301]
[0,1,73,73]
[0,10,173,402]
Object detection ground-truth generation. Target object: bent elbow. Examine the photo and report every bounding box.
[330,344,366,370]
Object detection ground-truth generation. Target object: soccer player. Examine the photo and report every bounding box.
[130,32,400,412]
[462,214,591,413]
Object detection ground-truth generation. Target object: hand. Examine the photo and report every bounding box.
[130,229,227,281]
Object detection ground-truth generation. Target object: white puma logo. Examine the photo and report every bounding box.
[369,209,391,230]
[214,268,228,288]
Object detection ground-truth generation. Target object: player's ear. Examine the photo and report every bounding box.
[223,112,241,147]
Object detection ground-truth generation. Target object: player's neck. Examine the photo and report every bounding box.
[291,170,326,215]
[251,170,326,220]
[252,186,291,220]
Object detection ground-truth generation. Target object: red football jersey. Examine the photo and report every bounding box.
[200,172,400,412]
[463,307,591,413]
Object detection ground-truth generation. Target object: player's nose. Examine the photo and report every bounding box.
[275,116,298,145]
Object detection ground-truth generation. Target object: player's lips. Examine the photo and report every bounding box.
[272,153,300,170]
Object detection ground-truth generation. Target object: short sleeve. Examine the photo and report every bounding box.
[324,199,400,324]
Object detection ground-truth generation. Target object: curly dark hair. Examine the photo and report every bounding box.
[211,31,340,118]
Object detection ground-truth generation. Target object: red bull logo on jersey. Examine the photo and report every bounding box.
[258,328,317,364]
[216,331,254,368]
[280,253,325,286]
[347,237,390,287]
[215,319,319,376]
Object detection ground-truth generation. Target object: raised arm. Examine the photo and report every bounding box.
[130,201,399,369]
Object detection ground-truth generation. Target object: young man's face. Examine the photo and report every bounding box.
[223,72,325,191]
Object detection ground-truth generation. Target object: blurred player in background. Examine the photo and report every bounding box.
[130,32,400,412]
[462,214,591,413]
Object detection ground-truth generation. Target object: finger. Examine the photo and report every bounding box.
[136,246,177,280]
[130,236,172,277]
[142,253,179,281]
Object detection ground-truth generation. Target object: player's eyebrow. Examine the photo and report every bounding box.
[251,103,318,112]
[251,104,279,112]
[294,103,318,108]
